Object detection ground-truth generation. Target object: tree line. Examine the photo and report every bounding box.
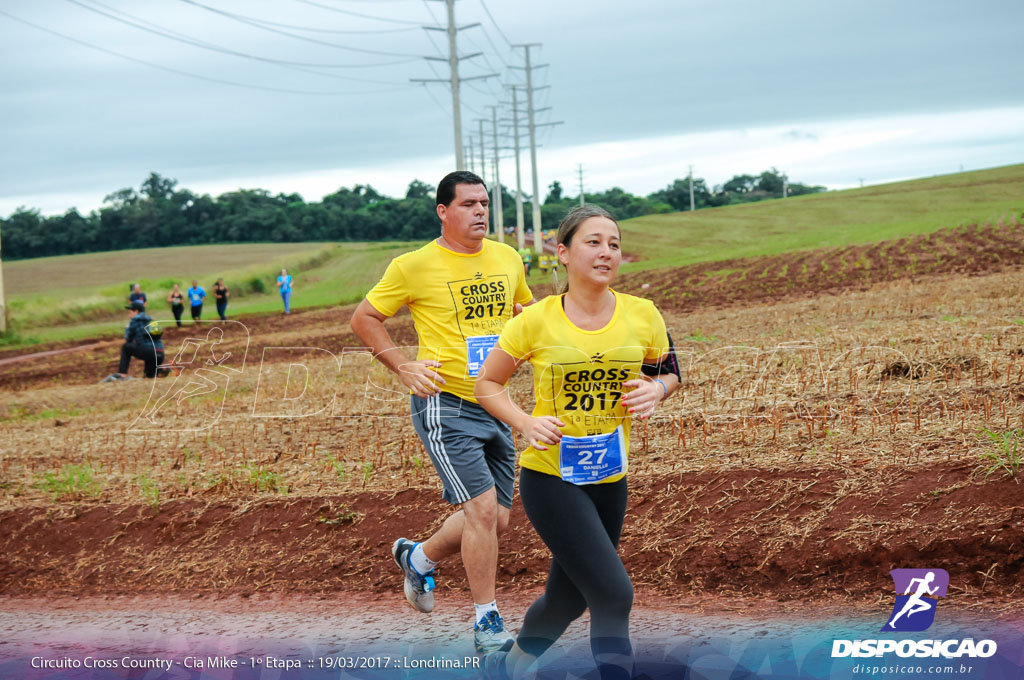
[1,169,825,260]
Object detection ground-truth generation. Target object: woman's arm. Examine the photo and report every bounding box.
[475,348,564,450]
[620,371,679,420]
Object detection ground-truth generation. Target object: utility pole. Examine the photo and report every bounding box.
[508,85,525,251]
[688,165,695,212]
[578,163,585,207]
[782,173,789,199]
[477,119,487,185]
[489,105,503,240]
[412,0,495,170]
[473,118,485,188]
[513,43,544,255]
[466,136,475,174]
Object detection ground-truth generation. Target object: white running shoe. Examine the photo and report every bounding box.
[391,538,435,613]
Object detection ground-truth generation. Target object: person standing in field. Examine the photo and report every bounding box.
[129,283,147,308]
[276,268,293,314]
[350,171,534,653]
[475,205,680,680]
[167,283,185,327]
[213,278,229,321]
[187,279,205,323]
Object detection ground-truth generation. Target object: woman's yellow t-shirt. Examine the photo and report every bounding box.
[497,291,669,482]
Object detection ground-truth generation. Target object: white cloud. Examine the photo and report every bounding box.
[2,106,1022,217]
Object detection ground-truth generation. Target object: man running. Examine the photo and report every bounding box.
[187,279,205,323]
[351,171,533,653]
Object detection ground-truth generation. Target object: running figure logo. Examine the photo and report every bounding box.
[881,568,949,632]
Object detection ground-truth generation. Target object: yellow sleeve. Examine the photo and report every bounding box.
[645,304,670,361]
[497,312,531,360]
[365,258,410,317]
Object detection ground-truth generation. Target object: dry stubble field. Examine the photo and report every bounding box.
[1,221,1022,611]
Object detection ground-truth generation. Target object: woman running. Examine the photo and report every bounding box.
[167,283,185,327]
[475,205,679,680]
[213,278,229,321]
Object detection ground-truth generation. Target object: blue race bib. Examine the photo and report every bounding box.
[466,334,500,377]
[558,426,625,485]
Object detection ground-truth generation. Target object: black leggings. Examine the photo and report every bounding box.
[517,468,633,679]
[171,303,184,326]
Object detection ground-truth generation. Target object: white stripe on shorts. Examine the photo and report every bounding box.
[426,395,470,503]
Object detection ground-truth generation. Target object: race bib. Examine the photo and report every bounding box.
[466,334,500,377]
[558,426,625,485]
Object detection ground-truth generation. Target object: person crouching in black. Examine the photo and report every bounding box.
[115,301,163,379]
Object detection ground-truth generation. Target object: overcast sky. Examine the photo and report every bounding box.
[2,0,1022,217]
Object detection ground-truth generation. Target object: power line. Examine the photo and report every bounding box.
[478,0,511,47]
[461,32,503,86]
[476,25,511,68]
[67,0,421,66]
[178,0,421,45]
[419,82,451,116]
[0,8,412,96]
[293,0,424,25]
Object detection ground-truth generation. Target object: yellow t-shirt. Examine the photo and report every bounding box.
[366,239,533,402]
[497,291,669,482]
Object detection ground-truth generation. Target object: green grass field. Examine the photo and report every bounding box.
[3,164,1021,348]
[3,241,413,345]
[618,164,1024,272]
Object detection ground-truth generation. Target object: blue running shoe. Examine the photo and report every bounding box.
[391,538,435,613]
[474,610,514,654]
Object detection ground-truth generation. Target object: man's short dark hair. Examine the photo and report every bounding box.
[436,171,486,207]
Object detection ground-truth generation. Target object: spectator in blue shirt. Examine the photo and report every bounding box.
[276,268,293,315]
[129,283,147,308]
[187,279,206,323]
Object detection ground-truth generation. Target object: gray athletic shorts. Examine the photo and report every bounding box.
[410,392,515,509]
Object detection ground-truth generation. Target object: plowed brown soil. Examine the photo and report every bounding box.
[0,463,1021,602]
[615,221,1024,313]
[1,223,1023,607]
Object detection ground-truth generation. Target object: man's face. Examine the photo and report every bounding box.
[437,183,489,242]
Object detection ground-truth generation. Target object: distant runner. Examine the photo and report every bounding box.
[276,269,293,315]
[475,205,680,680]
[350,171,533,653]
[167,283,185,327]
[187,280,205,323]
[213,278,229,321]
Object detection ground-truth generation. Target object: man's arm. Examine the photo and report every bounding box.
[350,298,445,398]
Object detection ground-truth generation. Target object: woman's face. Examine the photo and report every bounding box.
[557,216,621,288]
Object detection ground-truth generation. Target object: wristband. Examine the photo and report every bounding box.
[654,378,668,399]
